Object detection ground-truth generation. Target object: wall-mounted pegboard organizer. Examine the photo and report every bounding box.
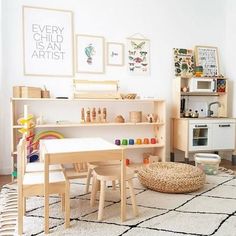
[10,97,166,181]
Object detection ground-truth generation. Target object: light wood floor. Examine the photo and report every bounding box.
[0,159,235,190]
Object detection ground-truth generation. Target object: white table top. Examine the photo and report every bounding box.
[40,137,121,154]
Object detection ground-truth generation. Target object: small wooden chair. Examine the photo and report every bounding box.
[17,137,70,235]
[90,165,138,221]
[86,161,119,193]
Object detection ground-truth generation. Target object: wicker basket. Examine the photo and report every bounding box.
[138,162,205,193]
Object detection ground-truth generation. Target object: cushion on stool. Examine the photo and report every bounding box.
[138,162,205,193]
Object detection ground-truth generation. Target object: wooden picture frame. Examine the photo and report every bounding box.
[195,46,220,77]
[76,34,105,74]
[22,6,74,77]
[106,42,124,66]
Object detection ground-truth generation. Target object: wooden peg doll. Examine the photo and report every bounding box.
[86,108,91,123]
[97,107,102,123]
[102,107,107,122]
[92,107,96,122]
[81,108,85,123]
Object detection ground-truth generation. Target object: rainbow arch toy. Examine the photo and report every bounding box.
[33,130,64,150]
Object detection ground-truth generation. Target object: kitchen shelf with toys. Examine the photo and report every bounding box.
[10,97,166,180]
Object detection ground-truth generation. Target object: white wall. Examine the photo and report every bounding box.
[225,0,236,116]
[1,0,227,174]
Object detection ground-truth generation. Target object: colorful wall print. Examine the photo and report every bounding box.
[173,48,194,78]
[127,38,150,75]
[195,46,220,77]
[23,6,74,77]
[76,34,105,74]
[107,42,124,66]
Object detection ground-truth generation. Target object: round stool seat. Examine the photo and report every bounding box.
[138,162,205,193]
[93,166,134,181]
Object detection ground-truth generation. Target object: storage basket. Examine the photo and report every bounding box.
[194,153,221,175]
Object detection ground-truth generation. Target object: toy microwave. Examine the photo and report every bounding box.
[189,78,216,92]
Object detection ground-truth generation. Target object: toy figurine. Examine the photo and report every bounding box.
[102,108,107,122]
[86,108,91,123]
[97,107,102,123]
[81,108,85,123]
[92,107,96,122]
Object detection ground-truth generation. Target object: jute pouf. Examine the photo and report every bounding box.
[138,162,205,193]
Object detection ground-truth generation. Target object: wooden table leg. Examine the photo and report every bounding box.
[44,153,49,234]
[120,149,126,222]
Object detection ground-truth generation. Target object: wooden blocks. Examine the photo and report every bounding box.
[13,86,42,98]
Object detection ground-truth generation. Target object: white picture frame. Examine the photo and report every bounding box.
[127,37,150,75]
[22,6,74,77]
[76,34,105,74]
[195,46,220,77]
[107,42,124,66]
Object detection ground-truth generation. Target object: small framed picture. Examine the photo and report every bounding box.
[76,34,105,74]
[195,46,220,77]
[106,42,124,66]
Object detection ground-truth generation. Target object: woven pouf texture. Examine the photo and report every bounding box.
[138,162,206,193]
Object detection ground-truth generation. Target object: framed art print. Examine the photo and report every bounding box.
[107,42,124,66]
[76,34,105,74]
[23,6,74,77]
[127,37,150,75]
[195,46,220,77]
[173,48,194,78]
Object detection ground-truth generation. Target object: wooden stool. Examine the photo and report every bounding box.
[86,161,119,193]
[90,166,138,221]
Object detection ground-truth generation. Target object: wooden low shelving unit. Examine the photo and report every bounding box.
[10,97,166,180]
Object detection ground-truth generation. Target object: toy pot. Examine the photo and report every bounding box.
[150,138,157,144]
[115,139,120,145]
[122,139,128,145]
[143,138,149,144]
[136,138,142,145]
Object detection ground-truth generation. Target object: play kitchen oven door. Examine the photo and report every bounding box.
[189,123,211,151]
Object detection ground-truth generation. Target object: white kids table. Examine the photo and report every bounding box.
[40,137,126,233]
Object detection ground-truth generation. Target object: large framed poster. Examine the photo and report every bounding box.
[195,46,220,77]
[23,6,74,77]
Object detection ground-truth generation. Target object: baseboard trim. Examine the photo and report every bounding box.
[0,167,12,175]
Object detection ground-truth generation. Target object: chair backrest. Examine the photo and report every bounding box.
[17,135,27,186]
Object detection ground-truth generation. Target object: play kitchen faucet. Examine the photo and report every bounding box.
[207,101,221,117]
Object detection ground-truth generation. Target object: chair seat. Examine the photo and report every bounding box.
[23,171,66,185]
[93,166,134,181]
[26,162,62,172]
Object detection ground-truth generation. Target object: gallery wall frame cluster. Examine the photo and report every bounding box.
[173,46,220,78]
[22,5,150,77]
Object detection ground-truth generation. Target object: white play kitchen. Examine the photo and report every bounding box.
[171,75,236,163]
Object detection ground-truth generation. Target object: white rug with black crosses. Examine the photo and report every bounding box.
[0,172,236,236]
